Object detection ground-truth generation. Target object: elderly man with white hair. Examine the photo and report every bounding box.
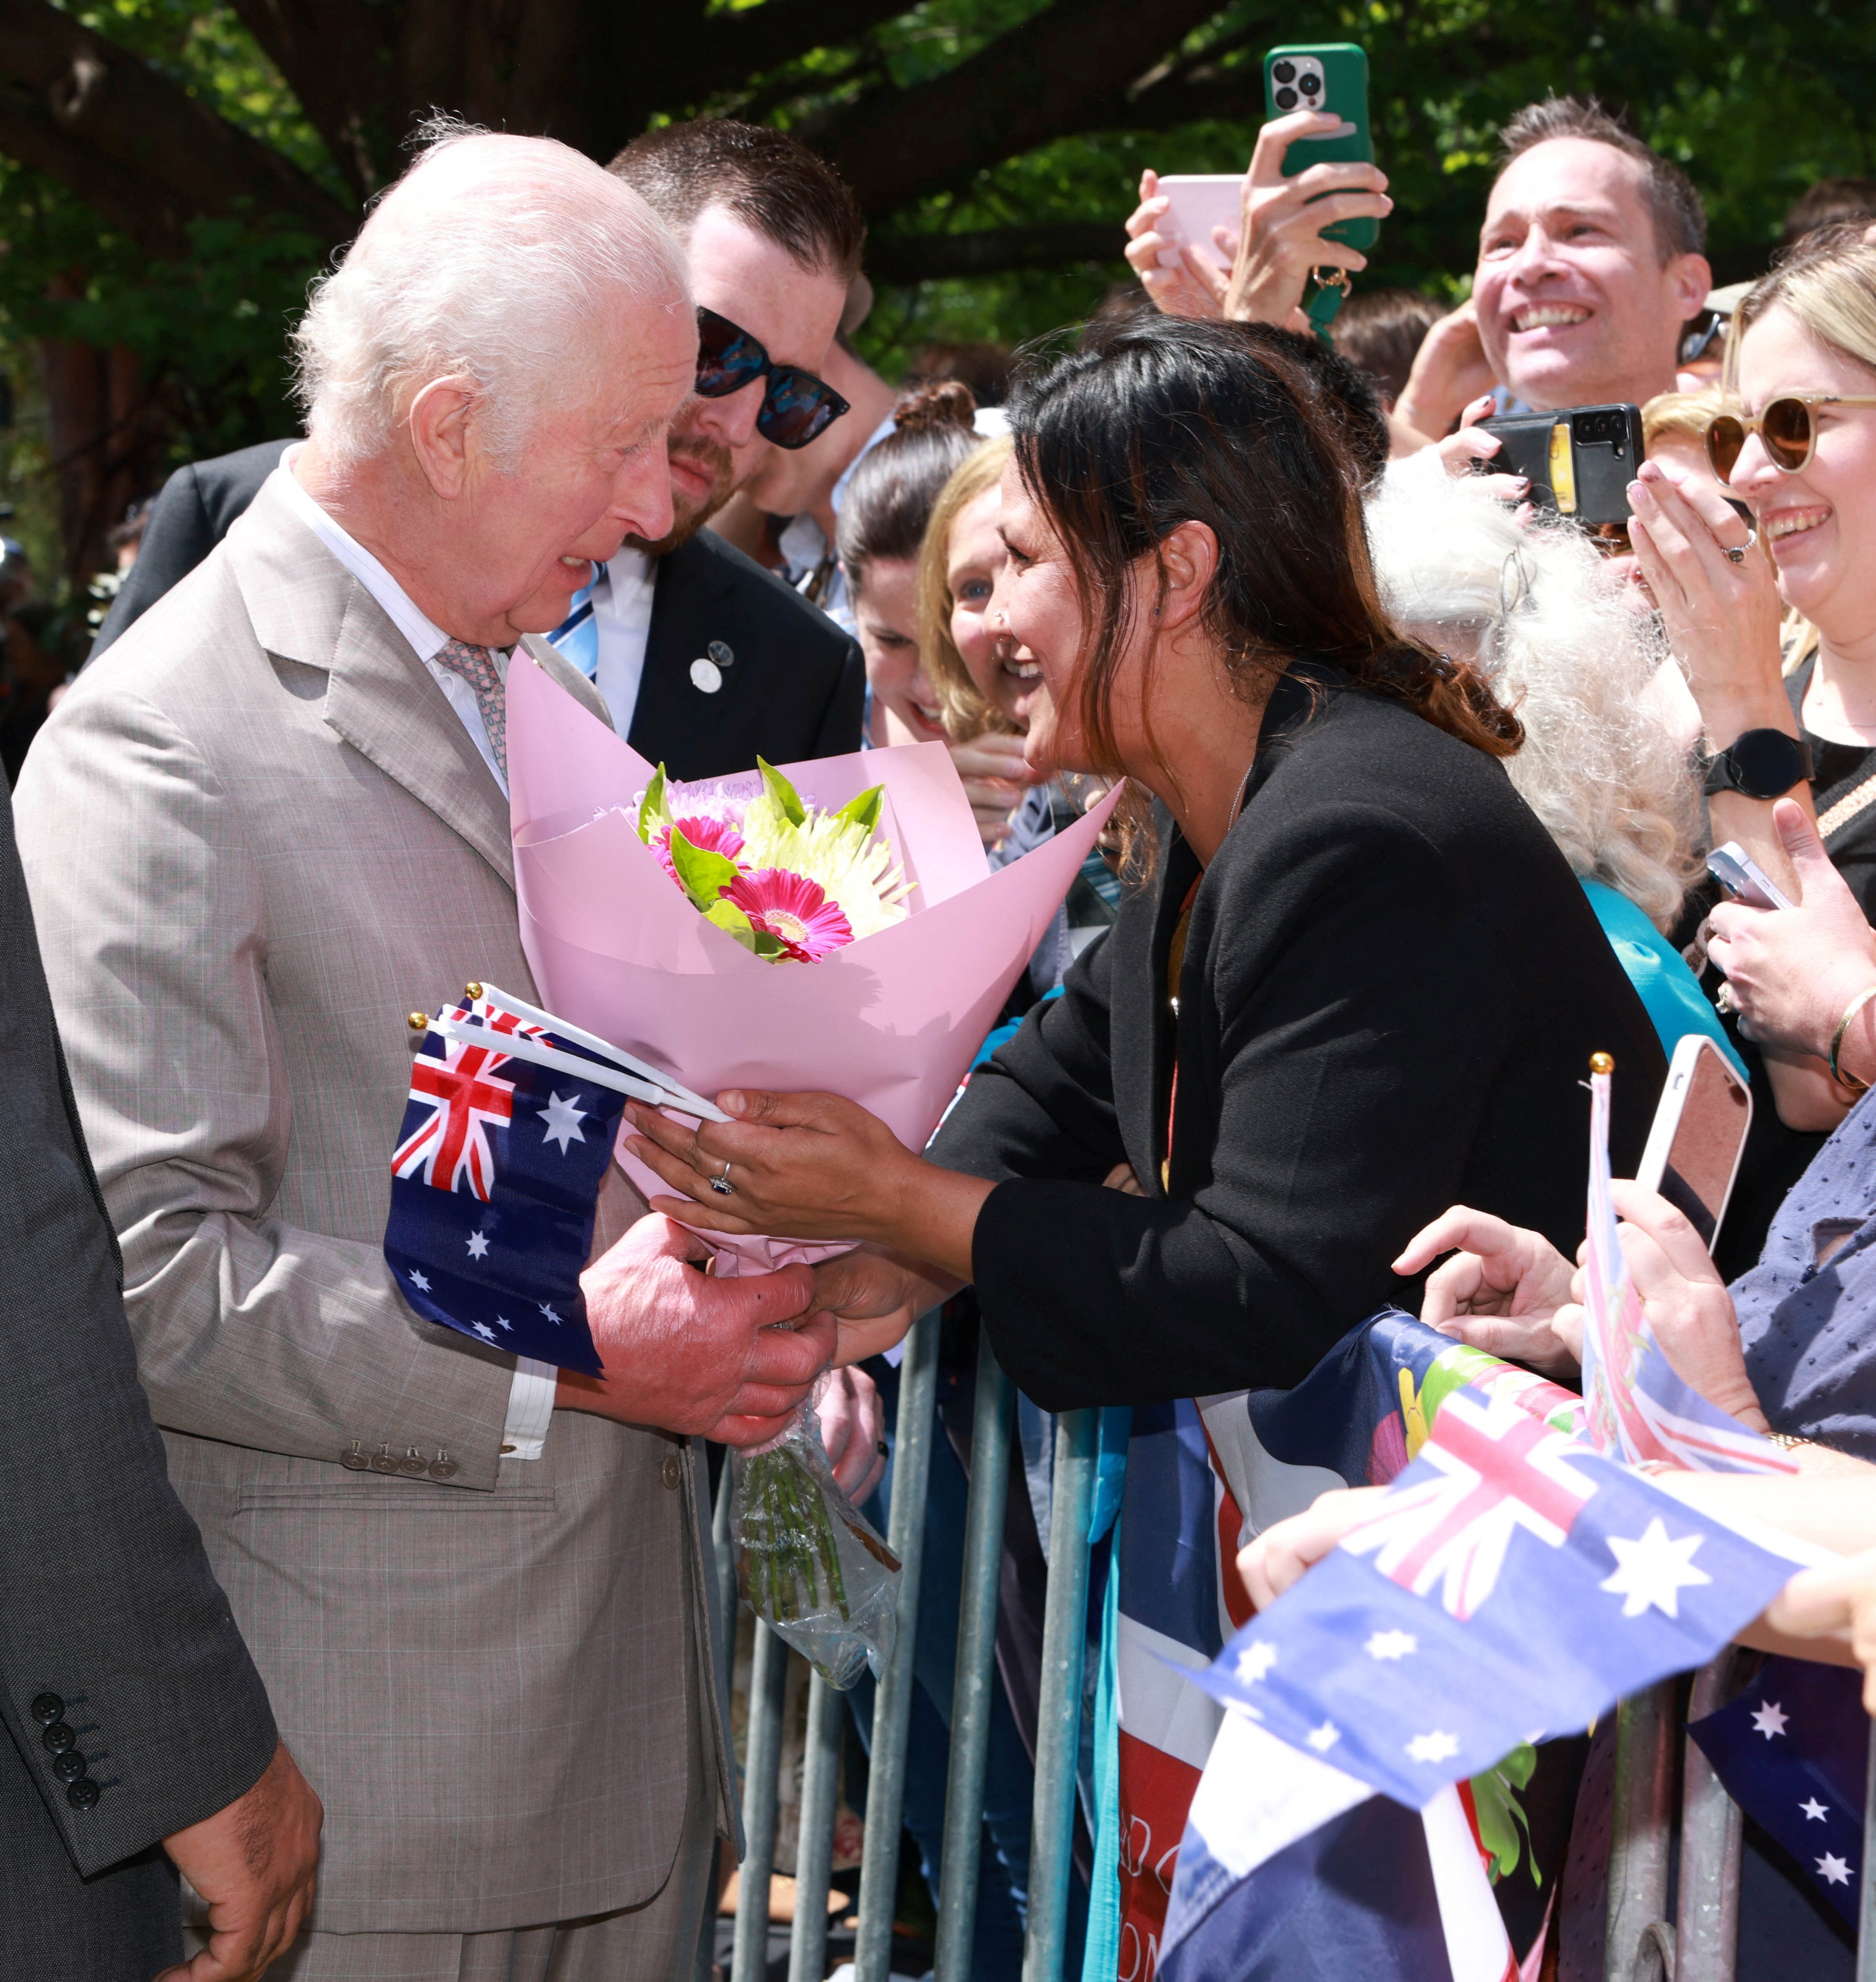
[15,126,834,1980]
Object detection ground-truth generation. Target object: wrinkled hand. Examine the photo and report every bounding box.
[949,731,1038,850]
[1764,1552,1876,1709]
[1394,1205,1579,1377]
[1626,457,1782,716]
[155,1741,321,1982]
[1394,300,1497,445]
[1124,168,1229,320]
[1709,798,1876,1057]
[1604,1182,1768,1430]
[1220,111,1392,331]
[556,1215,831,1447]
[1236,1486,1389,1610]
[817,1363,888,1503]
[810,1246,954,1367]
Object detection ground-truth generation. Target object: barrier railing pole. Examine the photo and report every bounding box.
[1858,1708,1876,1981]
[1023,1407,1100,1982]
[732,1621,790,1982]
[1677,1652,1744,1982]
[696,1460,739,1982]
[933,1332,1017,1982]
[1606,1681,1677,1982]
[788,1669,844,1982]
[854,1309,942,1982]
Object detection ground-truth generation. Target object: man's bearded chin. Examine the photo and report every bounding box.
[626,440,736,557]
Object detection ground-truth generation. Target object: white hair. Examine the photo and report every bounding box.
[292,119,690,470]
[1366,457,1702,931]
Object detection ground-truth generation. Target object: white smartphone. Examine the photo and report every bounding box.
[1155,175,1244,271]
[1707,841,1794,913]
[1634,1034,1753,1251]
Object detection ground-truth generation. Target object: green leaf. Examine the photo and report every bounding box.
[637,765,671,844]
[833,784,885,836]
[704,898,787,959]
[1468,1742,1539,1886]
[667,824,738,910]
[757,756,807,828]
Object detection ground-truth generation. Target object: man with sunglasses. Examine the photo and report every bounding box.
[544,120,865,783]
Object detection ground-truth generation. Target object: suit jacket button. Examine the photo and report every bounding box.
[370,1445,399,1474]
[689,658,722,695]
[43,1722,75,1753]
[30,1694,62,1726]
[707,641,734,668]
[66,1779,101,1811]
[340,1442,370,1471]
[660,1454,682,1490]
[398,1447,428,1477]
[428,1452,459,1481]
[52,1752,87,1783]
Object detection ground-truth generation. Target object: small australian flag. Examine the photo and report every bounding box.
[383,995,625,1373]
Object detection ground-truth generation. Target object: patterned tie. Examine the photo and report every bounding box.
[434,638,507,782]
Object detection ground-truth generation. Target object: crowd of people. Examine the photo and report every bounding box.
[12,71,1876,1982]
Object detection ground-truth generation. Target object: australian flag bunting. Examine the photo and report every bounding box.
[383,983,715,1374]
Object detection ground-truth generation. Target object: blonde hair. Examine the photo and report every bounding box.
[1367,462,1701,930]
[1640,387,1724,450]
[916,435,1015,740]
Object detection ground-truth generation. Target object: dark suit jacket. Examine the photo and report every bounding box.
[929,666,1665,1411]
[0,791,278,1978]
[88,439,295,663]
[629,529,864,780]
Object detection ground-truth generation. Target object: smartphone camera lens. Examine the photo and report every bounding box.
[1272,60,1296,83]
[1274,86,1298,109]
[1299,73,1321,96]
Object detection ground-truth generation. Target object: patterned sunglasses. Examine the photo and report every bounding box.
[693,308,851,450]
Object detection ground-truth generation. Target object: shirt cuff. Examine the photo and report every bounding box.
[501,1356,557,1460]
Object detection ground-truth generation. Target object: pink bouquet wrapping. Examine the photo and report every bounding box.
[505,651,1120,1684]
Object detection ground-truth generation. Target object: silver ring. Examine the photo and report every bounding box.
[708,1160,735,1198]
[1724,523,1758,565]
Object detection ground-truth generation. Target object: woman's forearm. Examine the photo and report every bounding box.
[871,1158,995,1282]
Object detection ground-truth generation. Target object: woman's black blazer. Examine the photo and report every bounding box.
[928,665,1665,1411]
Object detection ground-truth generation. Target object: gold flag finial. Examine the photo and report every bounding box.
[464,980,484,1001]
[1589,1051,1614,1076]
[406,1011,429,1034]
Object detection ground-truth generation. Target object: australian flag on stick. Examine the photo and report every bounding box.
[383,981,723,1373]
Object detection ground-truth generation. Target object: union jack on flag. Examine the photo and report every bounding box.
[391,1020,531,1201]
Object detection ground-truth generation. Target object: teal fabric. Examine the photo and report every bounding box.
[1580,877,1747,1082]
[1081,1508,1125,1982]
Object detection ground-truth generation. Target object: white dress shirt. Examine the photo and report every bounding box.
[585,547,659,740]
[274,456,557,1459]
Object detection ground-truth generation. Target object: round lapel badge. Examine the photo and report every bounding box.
[708,640,735,668]
[690,657,723,694]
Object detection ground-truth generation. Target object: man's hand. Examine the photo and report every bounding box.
[810,1246,957,1367]
[1394,1205,1579,1377]
[556,1216,832,1448]
[817,1363,888,1503]
[1393,300,1497,445]
[155,1741,321,1982]
[1710,798,1876,1061]
[1237,1486,1388,1610]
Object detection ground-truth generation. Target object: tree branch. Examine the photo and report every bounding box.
[868,222,1123,282]
[689,0,920,95]
[226,0,394,196]
[803,0,1233,215]
[0,0,353,257]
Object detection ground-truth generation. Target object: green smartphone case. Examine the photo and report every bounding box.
[1263,43,1376,253]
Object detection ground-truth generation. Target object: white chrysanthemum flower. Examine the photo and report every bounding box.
[738,797,913,942]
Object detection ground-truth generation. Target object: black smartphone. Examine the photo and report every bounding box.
[1476,404,1646,526]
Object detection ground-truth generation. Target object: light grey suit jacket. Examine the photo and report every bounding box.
[15,476,733,1935]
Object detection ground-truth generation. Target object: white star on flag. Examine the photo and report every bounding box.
[1598,1517,1712,1619]
[539,1302,563,1325]
[540,1090,588,1153]
[1365,1628,1417,1661]
[1801,1797,1830,1822]
[494,1315,514,1332]
[469,1321,496,1342]
[465,1230,490,1260]
[1751,1700,1789,1739]
[1817,1853,1852,1887]
[1406,1730,1460,1765]
[408,1268,431,1292]
[1306,1721,1341,1753]
[1234,1641,1278,1685]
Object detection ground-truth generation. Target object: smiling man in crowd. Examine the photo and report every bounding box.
[15,125,838,1979]
[545,119,865,781]
[1395,96,1713,437]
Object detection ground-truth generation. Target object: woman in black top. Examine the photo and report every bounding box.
[625,317,1664,1408]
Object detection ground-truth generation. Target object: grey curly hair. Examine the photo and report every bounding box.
[1366,461,1702,931]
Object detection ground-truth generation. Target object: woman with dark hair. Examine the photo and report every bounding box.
[628,314,1663,1403]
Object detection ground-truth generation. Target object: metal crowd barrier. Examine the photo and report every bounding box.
[712,1332,1876,1982]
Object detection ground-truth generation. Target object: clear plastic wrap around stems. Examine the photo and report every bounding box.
[731,1380,900,1690]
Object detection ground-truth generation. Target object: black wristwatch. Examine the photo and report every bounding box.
[1700,728,1815,801]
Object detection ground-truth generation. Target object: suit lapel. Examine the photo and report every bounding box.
[230,479,516,888]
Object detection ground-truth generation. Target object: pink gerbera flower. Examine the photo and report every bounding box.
[654,814,746,884]
[724,868,854,962]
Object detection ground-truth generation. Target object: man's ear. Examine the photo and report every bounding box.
[405,375,480,500]
[1669,253,1716,326]
[1156,520,1221,631]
